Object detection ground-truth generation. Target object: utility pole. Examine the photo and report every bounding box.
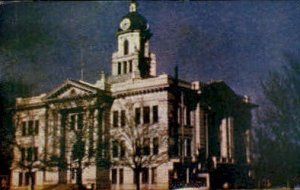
[80,46,84,81]
[79,35,87,81]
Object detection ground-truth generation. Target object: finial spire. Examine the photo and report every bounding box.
[129,0,137,12]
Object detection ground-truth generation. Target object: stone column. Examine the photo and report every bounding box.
[220,118,228,159]
[220,117,234,161]
[58,112,68,184]
[228,117,234,160]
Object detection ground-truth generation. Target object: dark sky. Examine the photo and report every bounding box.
[1,1,300,104]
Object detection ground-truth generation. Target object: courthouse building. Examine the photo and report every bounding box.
[10,1,255,190]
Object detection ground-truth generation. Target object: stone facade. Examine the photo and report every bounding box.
[10,2,255,190]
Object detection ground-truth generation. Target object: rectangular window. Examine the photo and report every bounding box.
[120,141,125,158]
[142,168,149,184]
[129,60,132,73]
[143,138,150,156]
[119,168,124,184]
[28,120,34,135]
[33,147,38,161]
[123,61,127,74]
[113,111,119,128]
[118,62,121,75]
[186,139,191,157]
[27,148,33,161]
[151,167,157,184]
[18,172,23,186]
[143,106,150,124]
[70,114,76,130]
[112,169,117,184]
[112,141,118,158]
[153,138,159,155]
[121,110,126,127]
[22,122,26,136]
[77,113,83,130]
[135,108,141,125]
[34,120,39,135]
[153,106,158,123]
[21,148,25,162]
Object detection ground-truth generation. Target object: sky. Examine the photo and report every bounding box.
[0,1,300,105]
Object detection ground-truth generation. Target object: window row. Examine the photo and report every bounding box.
[112,138,159,158]
[21,147,38,162]
[111,167,157,185]
[21,120,39,136]
[18,172,36,186]
[117,60,133,75]
[113,106,158,127]
[112,141,126,158]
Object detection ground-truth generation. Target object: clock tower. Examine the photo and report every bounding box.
[111,0,157,82]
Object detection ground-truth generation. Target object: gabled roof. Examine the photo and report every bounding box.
[44,79,104,101]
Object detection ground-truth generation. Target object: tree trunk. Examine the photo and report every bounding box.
[76,161,83,188]
[134,169,140,190]
[30,172,34,190]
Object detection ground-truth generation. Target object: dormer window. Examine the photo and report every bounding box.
[124,40,129,55]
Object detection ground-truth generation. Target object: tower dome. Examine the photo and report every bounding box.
[117,1,151,38]
[118,12,148,32]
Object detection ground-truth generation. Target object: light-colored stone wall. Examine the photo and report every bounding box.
[11,106,47,188]
[82,165,97,184]
[44,171,59,184]
[111,30,156,79]
[110,82,171,189]
[110,164,170,190]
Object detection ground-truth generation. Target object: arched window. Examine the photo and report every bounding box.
[124,40,129,55]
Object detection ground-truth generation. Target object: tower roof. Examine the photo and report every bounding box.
[117,1,151,36]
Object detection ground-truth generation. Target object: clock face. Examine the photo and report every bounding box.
[120,18,131,31]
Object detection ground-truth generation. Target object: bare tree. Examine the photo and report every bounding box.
[110,100,168,190]
[45,98,107,189]
[12,109,44,190]
[69,108,95,188]
[48,114,91,188]
[253,57,300,187]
